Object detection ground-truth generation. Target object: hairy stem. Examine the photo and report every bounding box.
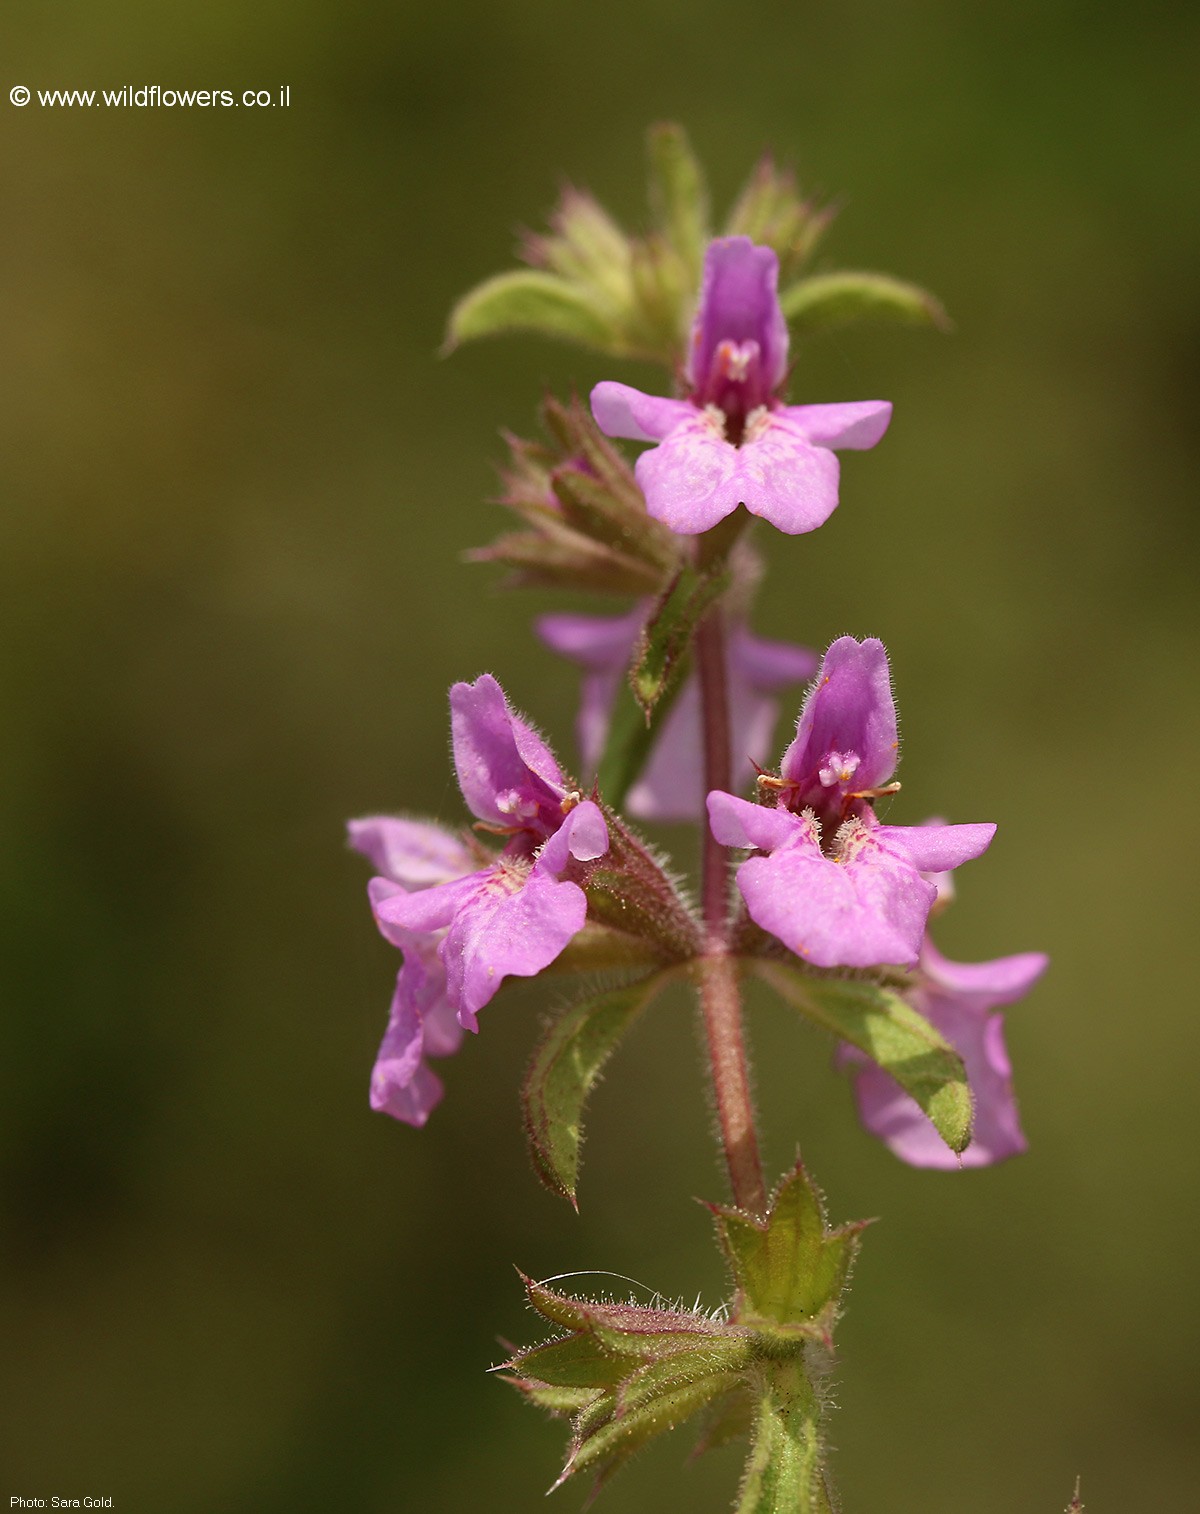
[695,609,767,1215]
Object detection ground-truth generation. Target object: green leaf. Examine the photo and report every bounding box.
[517,1380,602,1414]
[631,566,728,717]
[712,1163,866,1336]
[522,974,669,1204]
[593,672,687,812]
[531,188,633,307]
[508,1333,641,1391]
[646,122,710,278]
[592,563,730,811]
[736,1373,832,1514]
[519,1275,744,1364]
[752,962,973,1154]
[506,1273,757,1495]
[778,270,950,333]
[445,269,617,352]
[565,1374,734,1492]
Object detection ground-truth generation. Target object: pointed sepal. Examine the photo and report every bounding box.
[502,1161,864,1504]
[470,395,680,596]
[575,807,702,963]
[711,1161,868,1345]
[647,122,711,281]
[501,1273,755,1497]
[723,155,834,283]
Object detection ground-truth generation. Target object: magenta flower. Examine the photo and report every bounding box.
[707,637,995,968]
[590,237,892,535]
[347,816,476,1127]
[841,937,1048,1168]
[536,606,816,821]
[366,675,608,1033]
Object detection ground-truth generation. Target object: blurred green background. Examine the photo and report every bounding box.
[2,3,1198,1510]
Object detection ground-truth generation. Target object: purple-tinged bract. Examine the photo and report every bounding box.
[707,638,994,968]
[590,236,891,535]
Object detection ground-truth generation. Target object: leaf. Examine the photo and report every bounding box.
[735,1375,832,1514]
[522,974,669,1204]
[646,122,710,278]
[517,1380,603,1415]
[445,269,617,352]
[593,563,731,811]
[507,1333,641,1391]
[778,270,950,333]
[592,672,686,813]
[505,1273,757,1496]
[712,1163,866,1336]
[566,1374,734,1493]
[631,565,728,717]
[521,1275,731,1357]
[752,962,973,1154]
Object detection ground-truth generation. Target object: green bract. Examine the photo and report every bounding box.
[446,123,947,369]
[754,961,974,1155]
[503,1165,865,1510]
[522,973,671,1205]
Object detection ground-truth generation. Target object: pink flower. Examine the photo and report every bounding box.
[347,816,475,1127]
[366,675,607,1031]
[591,237,891,535]
[707,637,994,969]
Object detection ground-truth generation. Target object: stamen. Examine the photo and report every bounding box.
[559,789,582,814]
[755,773,789,791]
[845,781,902,802]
